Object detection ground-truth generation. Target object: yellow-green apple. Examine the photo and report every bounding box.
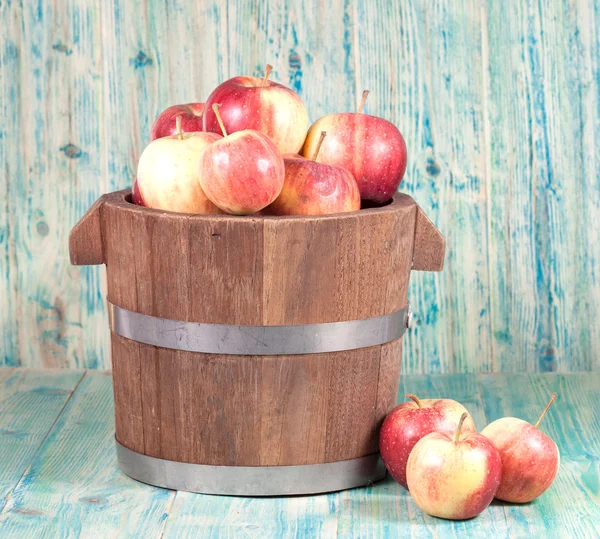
[137,117,223,214]
[301,90,407,204]
[407,413,502,520]
[150,103,205,140]
[131,177,145,206]
[203,65,309,154]
[481,393,559,503]
[379,394,476,489]
[198,104,285,215]
[268,132,360,216]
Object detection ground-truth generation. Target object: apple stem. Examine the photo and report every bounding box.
[534,393,557,428]
[212,104,228,137]
[261,64,273,87]
[176,115,183,140]
[311,131,327,161]
[358,90,369,113]
[406,394,422,408]
[455,412,469,443]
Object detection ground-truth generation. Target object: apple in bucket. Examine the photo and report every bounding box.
[268,132,360,216]
[202,65,309,154]
[481,393,560,503]
[131,177,145,206]
[150,103,205,140]
[198,104,285,215]
[379,394,476,489]
[301,90,407,204]
[407,412,502,520]
[136,116,223,214]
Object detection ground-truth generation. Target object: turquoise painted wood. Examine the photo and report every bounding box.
[479,373,600,538]
[1,0,599,373]
[1,369,598,538]
[0,371,174,538]
[0,369,83,511]
[485,0,600,374]
[332,374,509,539]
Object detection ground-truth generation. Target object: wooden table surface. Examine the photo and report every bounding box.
[0,369,597,538]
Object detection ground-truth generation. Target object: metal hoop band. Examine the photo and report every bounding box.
[116,440,386,496]
[108,302,410,355]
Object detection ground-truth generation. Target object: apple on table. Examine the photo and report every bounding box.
[198,104,285,215]
[482,393,560,503]
[407,412,503,520]
[136,116,223,214]
[379,393,476,489]
[203,65,309,154]
[301,90,407,204]
[150,103,205,140]
[268,132,360,216]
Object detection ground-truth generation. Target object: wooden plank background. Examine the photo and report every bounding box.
[0,0,598,373]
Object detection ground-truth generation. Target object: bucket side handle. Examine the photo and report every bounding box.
[412,206,445,271]
[69,194,107,266]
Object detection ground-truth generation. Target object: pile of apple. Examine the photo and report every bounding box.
[380,392,560,520]
[133,65,407,216]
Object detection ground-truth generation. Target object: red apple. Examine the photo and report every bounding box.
[301,90,407,203]
[407,413,502,520]
[481,393,560,503]
[268,132,360,216]
[198,104,285,215]
[379,394,476,489]
[203,65,309,154]
[131,177,145,206]
[137,117,223,214]
[150,103,205,141]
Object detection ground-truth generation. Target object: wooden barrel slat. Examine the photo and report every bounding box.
[138,342,160,457]
[189,217,265,325]
[70,189,445,488]
[130,342,396,466]
[375,338,404,424]
[384,208,417,312]
[102,191,418,466]
[111,334,144,454]
[323,345,382,462]
[264,353,331,466]
[103,191,417,325]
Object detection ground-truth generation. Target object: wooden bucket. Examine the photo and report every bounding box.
[69,189,444,496]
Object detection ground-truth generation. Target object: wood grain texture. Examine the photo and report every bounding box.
[119,344,396,466]
[99,191,415,466]
[0,369,83,511]
[485,0,600,373]
[3,0,600,374]
[69,194,106,266]
[334,374,509,539]
[163,490,339,539]
[111,333,145,454]
[354,0,491,375]
[0,371,174,538]
[258,353,329,465]
[374,338,403,430]
[479,373,600,538]
[412,206,446,272]
[259,0,358,121]
[262,195,416,324]
[2,0,108,369]
[1,370,598,538]
[0,3,20,368]
[479,373,600,462]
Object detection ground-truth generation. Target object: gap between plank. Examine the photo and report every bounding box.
[158,488,178,539]
[0,370,87,515]
[476,373,510,532]
[480,0,496,372]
